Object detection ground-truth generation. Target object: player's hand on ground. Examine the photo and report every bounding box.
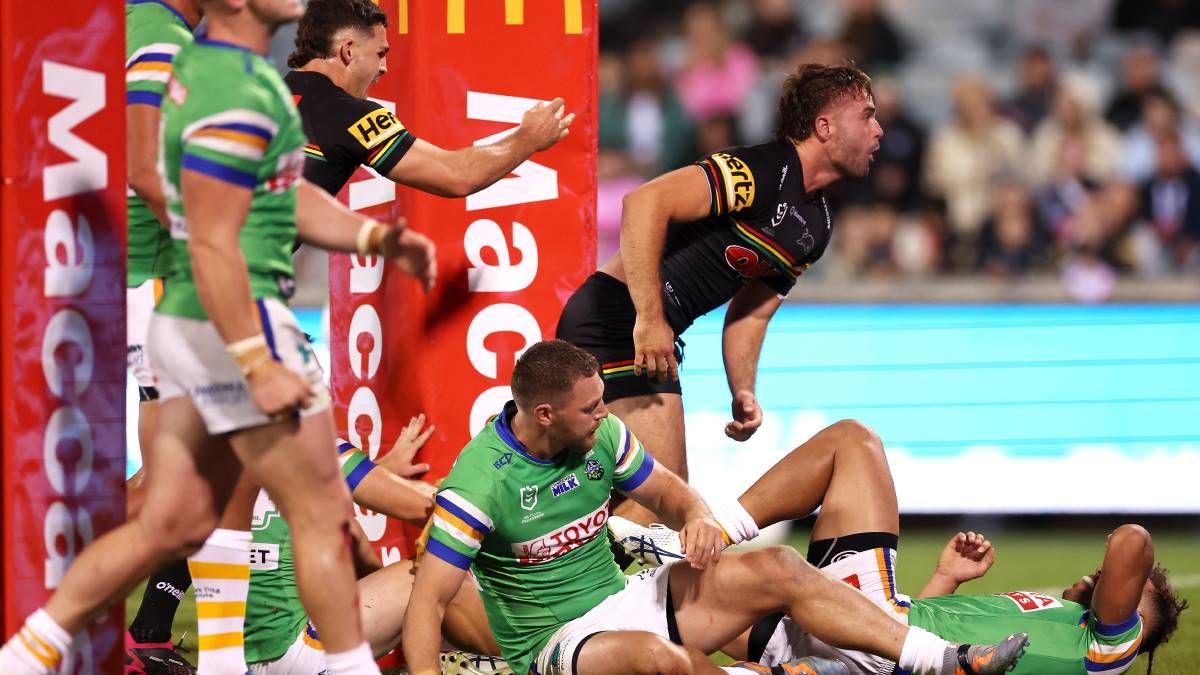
[519,97,575,151]
[935,531,995,584]
[381,225,437,291]
[725,390,763,441]
[247,360,315,418]
[632,314,678,381]
[679,516,724,570]
[381,413,434,478]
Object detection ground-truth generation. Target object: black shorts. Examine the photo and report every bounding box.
[556,272,684,403]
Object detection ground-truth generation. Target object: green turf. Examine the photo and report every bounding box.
[127,526,1198,674]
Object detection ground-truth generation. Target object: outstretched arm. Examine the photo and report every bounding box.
[722,281,783,441]
[387,98,574,197]
[917,531,995,598]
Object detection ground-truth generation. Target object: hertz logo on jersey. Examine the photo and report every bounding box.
[711,152,756,212]
[347,108,405,149]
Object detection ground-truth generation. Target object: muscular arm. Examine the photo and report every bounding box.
[293,178,376,252]
[127,104,170,227]
[351,467,434,524]
[386,97,571,198]
[182,170,262,343]
[403,555,469,675]
[625,460,723,569]
[722,281,783,439]
[1091,524,1154,624]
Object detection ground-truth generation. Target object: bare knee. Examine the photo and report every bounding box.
[742,547,819,594]
[637,635,693,675]
[827,419,882,452]
[136,502,218,559]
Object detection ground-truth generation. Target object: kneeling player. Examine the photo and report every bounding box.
[402,341,1028,675]
[611,420,1189,675]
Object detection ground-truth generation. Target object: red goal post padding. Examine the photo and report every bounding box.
[329,0,598,562]
[0,0,128,672]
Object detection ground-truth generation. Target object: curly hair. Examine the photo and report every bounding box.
[287,0,388,69]
[511,340,599,411]
[1143,563,1189,674]
[776,63,873,144]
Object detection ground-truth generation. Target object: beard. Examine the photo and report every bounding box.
[832,147,872,179]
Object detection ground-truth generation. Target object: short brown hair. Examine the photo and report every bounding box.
[776,63,873,144]
[287,0,388,69]
[1142,563,1189,673]
[511,340,598,411]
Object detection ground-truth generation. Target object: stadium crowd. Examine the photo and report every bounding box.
[594,0,1200,295]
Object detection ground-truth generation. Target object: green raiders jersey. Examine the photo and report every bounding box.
[909,592,1144,674]
[245,440,378,663]
[125,0,194,286]
[428,403,654,675]
[156,37,307,320]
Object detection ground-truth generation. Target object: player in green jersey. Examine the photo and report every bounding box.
[0,1,436,674]
[402,340,1028,675]
[609,419,1188,675]
[124,2,206,672]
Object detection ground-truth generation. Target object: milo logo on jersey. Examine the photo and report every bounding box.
[996,591,1063,612]
[511,503,608,564]
[348,108,405,149]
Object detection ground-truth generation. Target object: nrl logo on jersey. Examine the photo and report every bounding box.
[520,484,539,510]
[584,459,604,481]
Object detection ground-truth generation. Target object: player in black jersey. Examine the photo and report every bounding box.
[557,64,883,526]
[284,0,572,198]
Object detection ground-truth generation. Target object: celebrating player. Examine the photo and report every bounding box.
[556,63,882,528]
[402,340,1027,675]
[609,419,1189,675]
[285,0,573,199]
[0,0,436,673]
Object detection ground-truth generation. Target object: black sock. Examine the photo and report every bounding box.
[129,559,191,645]
[609,538,636,570]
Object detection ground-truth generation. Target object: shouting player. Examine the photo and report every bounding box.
[402,340,1028,675]
[556,64,881,527]
[0,0,436,673]
[610,419,1189,675]
[285,0,573,199]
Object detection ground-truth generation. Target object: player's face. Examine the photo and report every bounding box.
[348,24,389,98]
[826,92,883,179]
[550,374,608,453]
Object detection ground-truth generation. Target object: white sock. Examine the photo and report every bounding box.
[188,528,252,675]
[897,625,951,675]
[324,642,381,675]
[710,497,760,546]
[0,609,73,675]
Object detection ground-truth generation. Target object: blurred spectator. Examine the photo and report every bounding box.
[1105,44,1168,132]
[892,209,945,276]
[1028,77,1121,188]
[695,114,740,156]
[825,205,899,280]
[675,2,759,121]
[1111,0,1200,48]
[598,41,696,176]
[979,184,1046,279]
[1002,45,1058,134]
[1118,89,1200,181]
[924,76,1025,271]
[743,0,806,62]
[1139,133,1200,269]
[1034,137,1099,241]
[838,0,906,74]
[828,77,926,211]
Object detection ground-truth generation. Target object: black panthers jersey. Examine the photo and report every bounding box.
[285,70,416,195]
[659,140,833,332]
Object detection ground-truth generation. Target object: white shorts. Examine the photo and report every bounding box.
[760,548,909,675]
[248,624,326,675]
[148,297,330,434]
[127,278,164,390]
[533,564,676,675]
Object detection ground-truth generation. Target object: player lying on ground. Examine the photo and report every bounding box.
[244,416,501,674]
[401,340,1027,675]
[609,419,1189,675]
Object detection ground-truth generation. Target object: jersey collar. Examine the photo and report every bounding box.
[128,0,193,30]
[495,401,562,465]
